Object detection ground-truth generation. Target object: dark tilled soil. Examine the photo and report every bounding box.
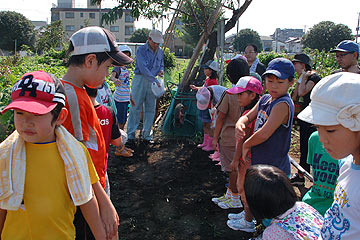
[107,127,307,240]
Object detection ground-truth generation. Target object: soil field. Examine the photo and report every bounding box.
[107,127,308,240]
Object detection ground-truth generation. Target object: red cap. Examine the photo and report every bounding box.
[1,70,66,115]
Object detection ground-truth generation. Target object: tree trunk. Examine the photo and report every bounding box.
[179,0,253,89]
[179,1,222,91]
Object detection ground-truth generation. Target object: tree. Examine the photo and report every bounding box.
[129,28,151,43]
[180,0,223,48]
[233,28,262,52]
[92,0,254,90]
[36,20,66,53]
[302,21,353,51]
[0,11,35,52]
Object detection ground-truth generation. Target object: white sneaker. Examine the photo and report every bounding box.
[217,198,242,209]
[211,195,228,204]
[227,218,255,232]
[228,211,245,220]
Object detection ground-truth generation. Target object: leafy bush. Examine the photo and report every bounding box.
[258,51,286,67]
[163,47,176,71]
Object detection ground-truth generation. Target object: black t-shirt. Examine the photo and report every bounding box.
[255,62,266,76]
[301,73,321,109]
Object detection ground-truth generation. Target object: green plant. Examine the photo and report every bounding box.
[258,51,286,67]
[163,47,176,71]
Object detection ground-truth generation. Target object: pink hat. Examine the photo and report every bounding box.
[1,70,66,115]
[226,76,263,95]
[196,87,211,110]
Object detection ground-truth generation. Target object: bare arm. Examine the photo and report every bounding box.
[235,101,259,139]
[291,83,299,101]
[0,208,7,238]
[189,85,201,91]
[80,196,106,240]
[298,72,315,97]
[242,102,289,160]
[212,111,226,149]
[93,181,119,239]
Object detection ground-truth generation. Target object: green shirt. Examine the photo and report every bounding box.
[302,131,339,216]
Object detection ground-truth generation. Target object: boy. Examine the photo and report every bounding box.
[0,71,105,239]
[232,58,295,232]
[85,85,130,195]
[62,26,133,239]
[302,131,339,216]
[297,72,360,239]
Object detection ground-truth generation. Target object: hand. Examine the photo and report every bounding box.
[189,84,197,90]
[156,81,161,87]
[158,70,164,77]
[235,121,247,140]
[100,202,119,239]
[304,70,312,79]
[241,143,251,164]
[130,98,136,107]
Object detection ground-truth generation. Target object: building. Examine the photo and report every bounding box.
[260,36,273,52]
[32,21,47,31]
[51,0,135,42]
[285,37,302,53]
[271,28,304,43]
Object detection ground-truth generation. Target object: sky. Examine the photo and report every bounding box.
[1,0,359,38]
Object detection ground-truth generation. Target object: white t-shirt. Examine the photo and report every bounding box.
[320,155,360,239]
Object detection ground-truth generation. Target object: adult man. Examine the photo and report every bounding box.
[331,40,360,74]
[127,29,164,145]
[244,44,266,76]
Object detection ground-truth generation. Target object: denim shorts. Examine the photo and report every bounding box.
[198,109,212,123]
[115,101,129,124]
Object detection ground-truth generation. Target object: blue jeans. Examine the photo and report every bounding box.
[126,74,156,140]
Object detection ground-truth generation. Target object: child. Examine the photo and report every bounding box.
[111,45,135,130]
[232,58,295,232]
[302,131,339,216]
[244,165,323,239]
[85,86,130,195]
[298,72,360,239]
[62,26,133,239]
[210,58,251,209]
[190,60,219,151]
[0,71,106,239]
[214,76,262,211]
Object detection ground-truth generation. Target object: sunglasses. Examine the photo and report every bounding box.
[335,52,353,58]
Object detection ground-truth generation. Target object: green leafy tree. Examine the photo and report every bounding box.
[129,28,151,43]
[233,28,262,52]
[302,21,353,51]
[36,20,66,53]
[0,11,35,51]
[180,0,224,48]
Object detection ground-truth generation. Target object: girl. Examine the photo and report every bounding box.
[111,45,135,157]
[244,165,323,239]
[190,60,219,151]
[212,76,262,212]
[298,72,360,239]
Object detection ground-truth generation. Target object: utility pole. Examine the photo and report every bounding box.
[236,0,241,35]
[356,12,360,43]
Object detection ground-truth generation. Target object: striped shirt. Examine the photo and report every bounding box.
[112,66,131,102]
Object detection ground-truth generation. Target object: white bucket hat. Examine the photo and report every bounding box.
[298,72,360,131]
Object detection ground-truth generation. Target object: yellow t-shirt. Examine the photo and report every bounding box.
[1,141,98,240]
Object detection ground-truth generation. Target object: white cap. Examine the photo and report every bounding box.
[202,60,219,72]
[196,87,211,110]
[298,72,360,131]
[119,45,132,56]
[69,26,133,66]
[149,29,163,44]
